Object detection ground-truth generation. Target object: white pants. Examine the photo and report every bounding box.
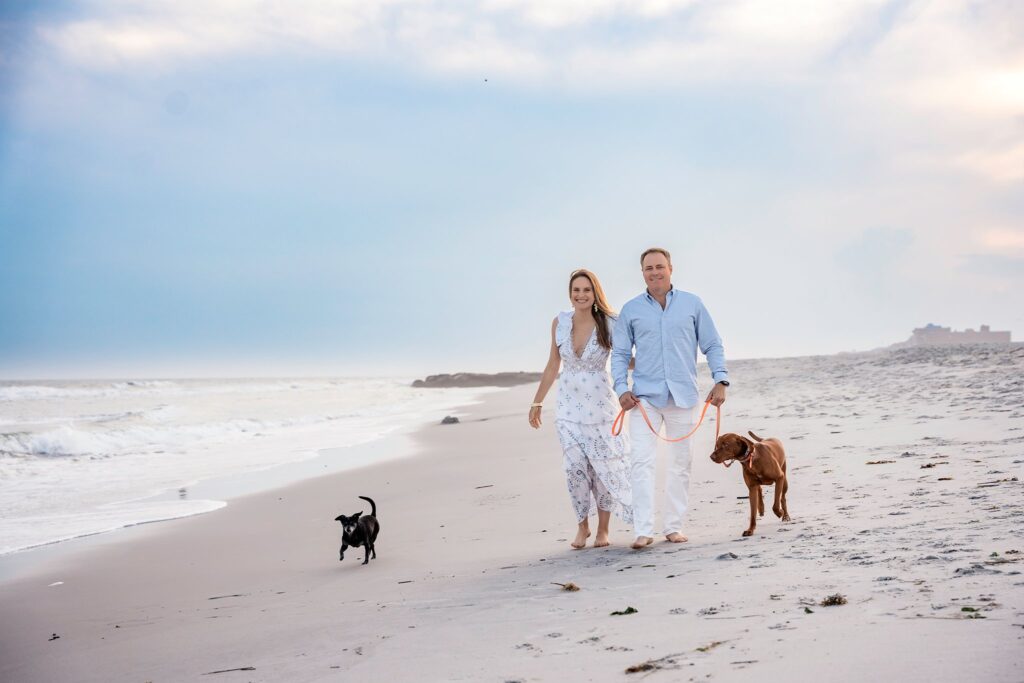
[629,398,694,537]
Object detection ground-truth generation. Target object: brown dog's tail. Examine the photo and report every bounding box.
[748,431,764,442]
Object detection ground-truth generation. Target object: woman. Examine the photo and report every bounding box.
[529,269,632,549]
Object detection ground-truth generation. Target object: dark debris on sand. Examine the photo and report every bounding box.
[625,662,657,673]
[624,651,691,674]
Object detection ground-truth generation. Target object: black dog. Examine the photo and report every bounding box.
[334,496,379,565]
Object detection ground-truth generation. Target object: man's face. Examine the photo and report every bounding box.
[642,252,672,293]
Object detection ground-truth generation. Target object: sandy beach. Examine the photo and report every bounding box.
[1,345,1022,682]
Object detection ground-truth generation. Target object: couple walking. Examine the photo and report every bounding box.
[529,247,729,550]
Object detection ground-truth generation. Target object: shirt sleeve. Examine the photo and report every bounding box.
[695,298,729,385]
[611,310,633,396]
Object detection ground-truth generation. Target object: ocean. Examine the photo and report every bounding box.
[0,377,493,555]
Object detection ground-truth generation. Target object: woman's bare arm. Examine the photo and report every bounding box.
[528,318,561,428]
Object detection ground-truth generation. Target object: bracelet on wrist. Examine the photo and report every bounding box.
[530,402,543,408]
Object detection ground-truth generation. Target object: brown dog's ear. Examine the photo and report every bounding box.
[740,436,755,455]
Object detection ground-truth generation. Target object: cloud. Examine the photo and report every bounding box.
[28,1,1005,88]
[977,229,1024,253]
[13,2,1023,210]
[29,3,1023,140]
[954,140,1024,183]
[482,0,696,28]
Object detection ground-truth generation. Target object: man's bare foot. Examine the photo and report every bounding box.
[571,526,591,549]
[665,532,688,543]
[630,536,653,550]
[594,531,610,547]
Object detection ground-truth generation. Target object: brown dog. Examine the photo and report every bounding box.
[710,431,790,536]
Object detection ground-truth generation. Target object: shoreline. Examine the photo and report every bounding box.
[1,351,1022,682]
[0,388,498,580]
[0,433,424,583]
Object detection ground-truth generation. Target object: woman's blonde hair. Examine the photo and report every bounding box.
[569,269,616,350]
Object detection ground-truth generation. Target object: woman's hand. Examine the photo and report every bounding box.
[528,405,542,429]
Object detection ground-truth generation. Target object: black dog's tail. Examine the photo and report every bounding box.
[358,496,377,518]
[748,431,764,442]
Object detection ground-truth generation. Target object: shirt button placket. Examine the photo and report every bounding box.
[661,313,669,373]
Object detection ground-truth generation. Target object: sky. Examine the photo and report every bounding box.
[1,0,1022,379]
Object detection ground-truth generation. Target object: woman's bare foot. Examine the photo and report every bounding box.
[571,525,591,549]
[594,509,611,547]
[630,536,653,549]
[665,532,688,543]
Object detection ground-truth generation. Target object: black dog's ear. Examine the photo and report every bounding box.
[352,511,362,519]
[334,515,345,522]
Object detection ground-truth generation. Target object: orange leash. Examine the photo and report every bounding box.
[612,398,720,443]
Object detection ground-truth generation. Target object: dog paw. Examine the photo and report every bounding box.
[742,530,753,537]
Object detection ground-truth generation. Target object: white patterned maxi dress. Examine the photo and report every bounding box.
[554,310,633,524]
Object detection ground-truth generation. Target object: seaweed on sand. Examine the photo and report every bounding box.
[820,594,848,606]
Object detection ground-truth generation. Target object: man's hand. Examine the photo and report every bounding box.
[618,391,640,411]
[706,383,727,407]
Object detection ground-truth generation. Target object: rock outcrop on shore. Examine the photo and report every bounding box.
[411,372,541,388]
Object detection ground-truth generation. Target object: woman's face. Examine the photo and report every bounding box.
[570,276,595,311]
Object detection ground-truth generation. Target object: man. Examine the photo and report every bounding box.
[612,247,729,549]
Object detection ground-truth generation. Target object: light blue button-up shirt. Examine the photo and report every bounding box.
[612,287,729,409]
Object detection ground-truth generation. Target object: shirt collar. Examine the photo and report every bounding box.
[644,284,675,302]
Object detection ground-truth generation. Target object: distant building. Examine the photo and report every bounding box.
[903,323,1012,346]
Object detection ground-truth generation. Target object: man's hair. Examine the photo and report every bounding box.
[640,247,672,266]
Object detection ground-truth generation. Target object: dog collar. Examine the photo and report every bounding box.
[724,443,756,469]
